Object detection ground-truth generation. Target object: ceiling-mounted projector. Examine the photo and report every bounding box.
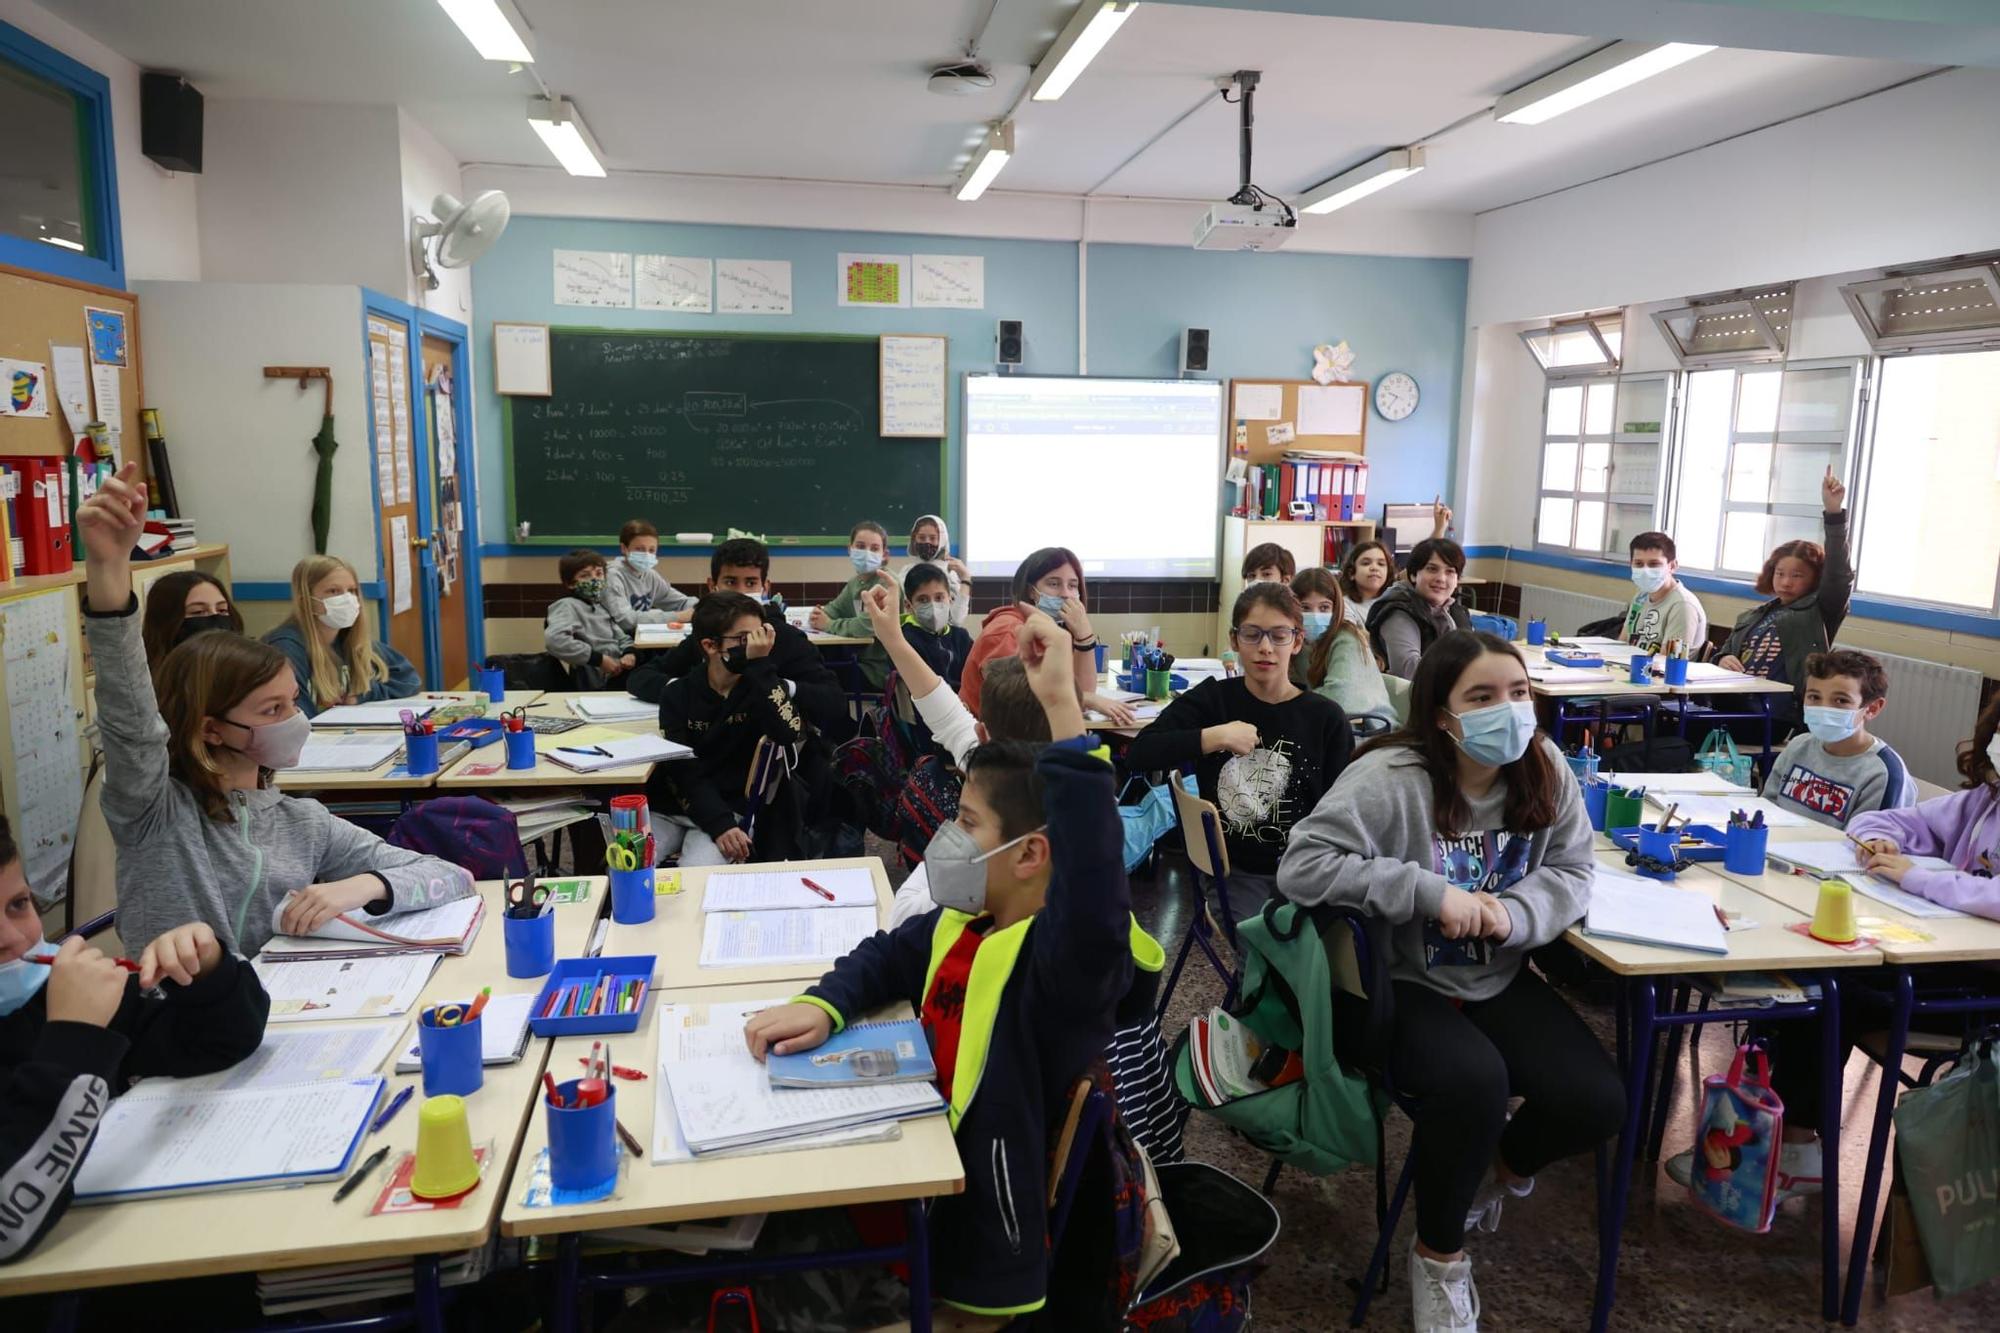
[1194,201,1294,251]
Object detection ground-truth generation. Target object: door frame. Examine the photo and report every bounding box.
[360,289,440,685]
[416,308,485,673]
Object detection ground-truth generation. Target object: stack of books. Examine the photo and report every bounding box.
[257,895,486,961]
[1183,1007,1300,1108]
[257,1244,494,1316]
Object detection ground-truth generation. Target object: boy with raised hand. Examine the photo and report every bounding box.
[745,611,1133,1323]
[1621,531,1708,653]
[0,814,270,1264]
[1761,648,1916,829]
[544,548,635,689]
[603,518,696,634]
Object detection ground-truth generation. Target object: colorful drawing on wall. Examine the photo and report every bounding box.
[84,307,128,367]
[0,359,51,418]
[836,252,910,309]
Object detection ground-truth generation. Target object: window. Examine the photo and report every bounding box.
[1841,262,2000,353]
[1651,285,1795,368]
[0,20,121,287]
[1535,373,1670,556]
[1521,313,1622,374]
[1670,360,1861,576]
[1855,349,2000,612]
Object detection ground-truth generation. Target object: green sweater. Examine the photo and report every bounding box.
[821,570,892,688]
[1309,628,1396,726]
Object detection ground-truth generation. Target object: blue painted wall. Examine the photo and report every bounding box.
[470,217,1469,553]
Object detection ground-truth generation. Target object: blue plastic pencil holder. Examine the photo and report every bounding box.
[546,1081,619,1193]
[1634,827,1680,881]
[1582,779,1609,832]
[504,729,538,770]
[1628,654,1652,685]
[1525,619,1547,646]
[1664,656,1690,688]
[474,666,507,704]
[504,908,556,979]
[609,865,656,924]
[404,731,441,777]
[1723,824,1771,876]
[417,1008,483,1098]
[1094,643,1107,675]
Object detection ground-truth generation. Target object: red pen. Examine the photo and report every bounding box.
[28,954,140,972]
[800,877,835,903]
[543,1071,562,1108]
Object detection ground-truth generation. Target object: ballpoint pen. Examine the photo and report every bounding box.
[370,1085,414,1134]
[331,1146,391,1204]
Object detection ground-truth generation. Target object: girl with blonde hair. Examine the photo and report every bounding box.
[264,554,418,716]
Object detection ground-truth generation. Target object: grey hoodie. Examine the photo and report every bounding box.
[543,592,632,666]
[1366,581,1471,680]
[86,602,476,956]
[604,555,695,631]
[1277,738,1593,1001]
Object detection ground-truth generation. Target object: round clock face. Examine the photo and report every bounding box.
[1375,371,1419,421]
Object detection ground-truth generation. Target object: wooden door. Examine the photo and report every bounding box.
[366,315,427,677]
[421,334,470,687]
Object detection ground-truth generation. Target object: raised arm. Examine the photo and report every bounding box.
[76,463,173,842]
[1818,470,1854,640]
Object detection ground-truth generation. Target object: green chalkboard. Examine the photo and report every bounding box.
[504,329,945,544]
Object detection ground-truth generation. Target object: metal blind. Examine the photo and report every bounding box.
[1685,286,1793,355]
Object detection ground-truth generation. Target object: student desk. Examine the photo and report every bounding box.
[500,983,963,1333]
[1568,846,1884,1331]
[1519,645,1793,759]
[0,879,600,1328]
[633,625,873,649]
[435,734,658,792]
[611,856,896,991]
[275,752,438,794]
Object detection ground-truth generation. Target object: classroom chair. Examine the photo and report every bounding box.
[1155,781,1241,1024]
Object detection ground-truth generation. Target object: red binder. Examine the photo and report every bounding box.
[0,457,73,575]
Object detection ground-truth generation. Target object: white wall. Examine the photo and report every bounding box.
[197,100,405,292]
[132,281,377,585]
[0,0,199,280]
[399,109,471,317]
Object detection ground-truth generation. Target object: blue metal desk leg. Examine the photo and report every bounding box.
[554,1231,581,1333]
[1842,969,1913,1325]
[414,1252,445,1333]
[907,1198,933,1333]
[1818,975,1843,1322]
[1644,982,1691,1163]
[1593,975,1655,1333]
[44,1293,80,1333]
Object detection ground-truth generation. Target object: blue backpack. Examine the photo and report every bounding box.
[388,796,528,880]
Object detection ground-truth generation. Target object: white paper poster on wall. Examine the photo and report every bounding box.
[49,345,90,433]
[389,516,414,615]
[880,335,947,437]
[554,249,634,307]
[0,359,50,418]
[716,260,792,315]
[911,255,984,310]
[636,255,713,312]
[836,253,910,308]
[1,590,83,903]
[1231,383,1283,422]
[1297,383,1365,437]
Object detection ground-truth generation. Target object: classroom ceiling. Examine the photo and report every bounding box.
[48,0,1940,215]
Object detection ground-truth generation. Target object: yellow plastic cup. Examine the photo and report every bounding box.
[1809,877,1859,945]
[409,1094,480,1199]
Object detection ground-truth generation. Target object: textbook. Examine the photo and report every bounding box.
[568,694,658,723]
[310,702,435,729]
[766,1019,935,1088]
[259,895,485,959]
[293,732,404,773]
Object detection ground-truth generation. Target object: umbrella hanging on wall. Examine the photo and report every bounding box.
[264,366,335,554]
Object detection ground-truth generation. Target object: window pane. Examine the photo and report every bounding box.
[1858,350,2000,609]
[1575,500,1607,552]
[1729,441,1773,503]
[1607,501,1655,553]
[1579,441,1611,493]
[1608,441,1659,495]
[1615,376,1668,435]
[1735,370,1780,433]
[1778,365,1852,436]
[1584,382,1615,435]
[1771,441,1842,506]
[1720,512,1771,573]
[1546,385,1583,435]
[1675,370,1734,568]
[1538,497,1574,547]
[1597,321,1623,363]
[1541,441,1578,490]
[0,60,93,256]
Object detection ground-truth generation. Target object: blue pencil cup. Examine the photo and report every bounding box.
[504,729,538,770]
[1567,751,1600,785]
[1582,779,1609,832]
[475,666,507,704]
[417,1008,483,1098]
[609,865,655,924]
[405,731,441,777]
[1526,619,1547,646]
[1094,643,1107,675]
[547,1080,619,1193]
[1634,827,1679,881]
[1628,654,1652,685]
[1664,656,1690,688]
[504,908,556,979]
[1723,824,1770,876]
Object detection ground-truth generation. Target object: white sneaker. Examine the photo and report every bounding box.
[1409,1242,1480,1333]
[1464,1173,1533,1234]
[1775,1139,1823,1202]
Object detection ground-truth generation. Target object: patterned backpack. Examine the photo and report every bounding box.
[892,755,961,871]
[388,796,527,880]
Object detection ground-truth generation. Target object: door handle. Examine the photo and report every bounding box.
[410,537,431,550]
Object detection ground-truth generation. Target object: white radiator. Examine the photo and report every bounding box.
[1518,585,1629,636]
[1833,642,1985,788]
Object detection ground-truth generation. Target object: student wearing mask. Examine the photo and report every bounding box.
[79,464,476,957]
[899,562,973,694]
[543,549,636,689]
[264,556,419,718]
[1339,540,1397,629]
[1712,469,1853,728]
[1759,650,1914,829]
[1279,630,1621,1332]
[1292,567,1396,730]
[1621,532,1707,653]
[959,545,1136,726]
[140,570,244,674]
[810,520,897,689]
[1368,538,1472,680]
[894,514,972,627]
[604,518,696,632]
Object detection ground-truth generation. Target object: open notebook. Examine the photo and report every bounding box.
[309,703,434,729]
[568,694,657,723]
[545,733,695,773]
[257,895,485,960]
[1583,869,1728,955]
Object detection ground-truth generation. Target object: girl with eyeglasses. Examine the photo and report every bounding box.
[1126,583,1353,920]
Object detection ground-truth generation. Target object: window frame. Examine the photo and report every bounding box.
[1519,313,1622,375]
[1531,370,1674,560]
[0,19,124,288]
[1839,262,2000,354]
[1651,285,1795,369]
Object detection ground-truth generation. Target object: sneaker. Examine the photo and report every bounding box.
[1775,1139,1823,1202]
[1664,1149,1695,1189]
[1464,1172,1534,1234]
[1409,1242,1480,1332]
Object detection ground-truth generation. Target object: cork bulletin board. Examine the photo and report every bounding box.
[0,263,145,475]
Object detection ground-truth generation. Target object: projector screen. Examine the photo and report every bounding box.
[963,375,1223,579]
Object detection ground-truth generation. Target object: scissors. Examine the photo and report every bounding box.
[500,706,528,733]
[506,878,550,916]
[432,1004,466,1028]
[605,841,642,872]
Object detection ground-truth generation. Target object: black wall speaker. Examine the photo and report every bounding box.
[996,319,1024,366]
[141,73,204,173]
[1180,327,1211,374]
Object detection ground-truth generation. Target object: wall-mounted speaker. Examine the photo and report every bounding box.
[1180,326,1211,375]
[141,72,204,173]
[996,319,1024,367]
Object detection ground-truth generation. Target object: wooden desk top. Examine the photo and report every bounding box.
[275,757,436,793]
[0,880,600,1298]
[498,984,963,1238]
[1518,645,1792,699]
[633,626,872,649]
[436,701,660,789]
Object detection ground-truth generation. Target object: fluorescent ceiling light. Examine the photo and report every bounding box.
[1297,147,1426,215]
[1495,40,1716,125]
[954,122,1014,201]
[41,235,85,252]
[437,0,534,62]
[1028,1,1137,102]
[528,96,606,176]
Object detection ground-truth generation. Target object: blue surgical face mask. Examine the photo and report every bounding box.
[1449,700,1539,767]
[1302,610,1334,642]
[627,550,658,571]
[1034,593,1068,619]
[1804,706,1862,743]
[1631,565,1670,595]
[849,547,884,574]
[0,938,58,1016]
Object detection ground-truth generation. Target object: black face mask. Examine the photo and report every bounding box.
[912,542,941,561]
[176,614,234,645]
[720,646,749,674]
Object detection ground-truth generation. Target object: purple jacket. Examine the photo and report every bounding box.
[1849,784,2000,920]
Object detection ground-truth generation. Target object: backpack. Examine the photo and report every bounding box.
[484,652,571,694]
[387,796,527,880]
[1045,1063,1179,1330]
[892,755,961,871]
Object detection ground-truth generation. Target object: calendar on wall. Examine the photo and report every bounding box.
[2,590,84,903]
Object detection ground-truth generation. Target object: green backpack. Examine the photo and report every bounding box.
[1170,900,1382,1176]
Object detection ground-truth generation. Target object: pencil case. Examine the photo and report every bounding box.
[440,717,505,748]
[1544,650,1605,668]
[528,954,655,1037]
[1608,824,1729,862]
